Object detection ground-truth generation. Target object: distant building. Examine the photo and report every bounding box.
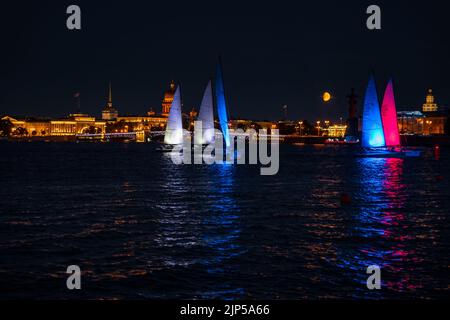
[326,125,347,138]
[52,114,106,135]
[2,116,51,137]
[102,83,119,121]
[345,88,359,141]
[397,111,425,135]
[115,115,167,131]
[162,80,176,116]
[229,119,277,132]
[423,112,446,135]
[397,110,447,136]
[3,114,106,137]
[421,89,447,135]
[147,108,156,116]
[422,89,438,112]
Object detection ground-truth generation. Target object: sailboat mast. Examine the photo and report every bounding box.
[215,56,231,147]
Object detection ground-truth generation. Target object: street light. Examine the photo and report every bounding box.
[317,121,321,136]
[299,121,303,136]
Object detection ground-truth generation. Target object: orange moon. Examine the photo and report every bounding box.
[322,92,332,102]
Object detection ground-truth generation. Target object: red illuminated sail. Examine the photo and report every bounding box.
[381,80,400,147]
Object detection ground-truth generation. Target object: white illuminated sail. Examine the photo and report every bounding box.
[164,86,183,145]
[194,80,215,145]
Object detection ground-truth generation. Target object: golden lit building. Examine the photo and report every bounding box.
[115,115,167,131]
[423,113,446,135]
[423,89,438,112]
[2,116,51,136]
[102,83,119,121]
[56,114,106,135]
[3,114,106,137]
[162,80,176,116]
[326,125,347,138]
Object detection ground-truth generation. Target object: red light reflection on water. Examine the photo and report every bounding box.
[379,158,420,292]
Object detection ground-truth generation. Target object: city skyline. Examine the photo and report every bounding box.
[1,78,446,124]
[1,1,449,120]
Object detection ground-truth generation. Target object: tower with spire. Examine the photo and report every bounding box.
[422,89,438,112]
[102,82,119,120]
[344,88,359,142]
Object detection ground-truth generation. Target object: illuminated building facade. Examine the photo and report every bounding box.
[397,110,447,135]
[3,114,106,137]
[2,117,52,136]
[422,89,438,112]
[102,83,119,121]
[397,111,425,135]
[423,112,446,135]
[162,80,176,116]
[115,115,167,131]
[326,125,348,138]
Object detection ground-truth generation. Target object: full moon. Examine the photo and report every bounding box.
[322,92,332,102]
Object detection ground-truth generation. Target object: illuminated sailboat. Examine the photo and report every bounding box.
[194,80,215,145]
[215,58,231,148]
[164,86,183,146]
[357,76,421,158]
[381,79,400,147]
[361,75,385,149]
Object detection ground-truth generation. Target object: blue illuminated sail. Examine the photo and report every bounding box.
[215,59,231,147]
[361,76,385,148]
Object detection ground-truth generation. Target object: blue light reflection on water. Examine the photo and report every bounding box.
[155,156,245,299]
[198,164,246,298]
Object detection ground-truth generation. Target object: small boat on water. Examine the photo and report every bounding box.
[325,138,359,145]
[357,75,422,158]
[159,58,232,156]
[356,147,422,158]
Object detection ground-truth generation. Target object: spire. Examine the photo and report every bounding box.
[108,82,112,104]
[106,82,113,108]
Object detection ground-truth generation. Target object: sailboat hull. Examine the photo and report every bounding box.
[355,148,422,158]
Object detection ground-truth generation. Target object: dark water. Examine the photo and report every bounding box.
[0,142,449,300]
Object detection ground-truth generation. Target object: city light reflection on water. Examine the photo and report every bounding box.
[0,143,449,299]
[338,157,420,298]
[154,156,245,298]
[198,164,246,298]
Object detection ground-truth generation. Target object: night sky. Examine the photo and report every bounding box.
[1,0,449,121]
